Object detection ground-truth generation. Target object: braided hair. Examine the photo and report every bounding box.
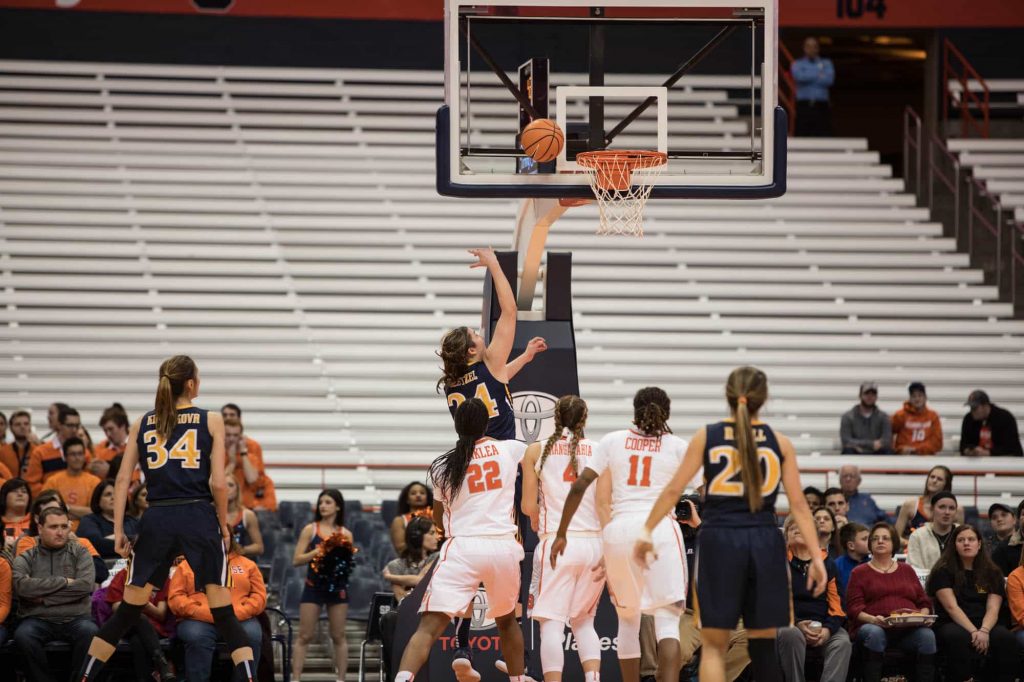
[436,327,473,392]
[429,398,490,502]
[633,387,672,437]
[538,396,588,477]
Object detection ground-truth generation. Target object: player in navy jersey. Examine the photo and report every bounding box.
[77,355,257,682]
[633,366,825,682]
[438,247,547,440]
[436,247,546,682]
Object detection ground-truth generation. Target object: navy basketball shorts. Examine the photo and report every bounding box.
[127,500,229,590]
[300,582,349,607]
[694,524,791,630]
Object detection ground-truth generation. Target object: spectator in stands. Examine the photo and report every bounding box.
[169,540,266,682]
[45,437,100,530]
[907,491,959,571]
[988,502,1016,544]
[961,389,1022,456]
[791,37,835,137]
[12,507,98,682]
[895,465,961,541]
[991,499,1024,577]
[927,524,1016,682]
[840,382,891,454]
[891,382,943,455]
[224,417,278,512]
[389,481,434,553]
[128,482,149,519]
[823,487,849,527]
[292,489,353,682]
[833,522,869,599]
[0,411,5,442]
[0,478,31,551]
[776,516,851,682]
[814,507,841,558]
[838,465,887,526]
[41,402,68,446]
[104,568,175,681]
[77,479,140,560]
[227,476,264,558]
[16,490,108,584]
[26,406,86,495]
[845,522,936,682]
[0,410,35,478]
[1006,551,1024,654]
[91,403,129,479]
[221,403,242,421]
[804,486,824,512]
[384,516,439,601]
[0,543,11,642]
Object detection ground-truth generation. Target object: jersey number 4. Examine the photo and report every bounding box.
[144,429,201,470]
[466,460,501,494]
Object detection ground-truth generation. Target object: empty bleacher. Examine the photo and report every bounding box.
[0,60,1022,520]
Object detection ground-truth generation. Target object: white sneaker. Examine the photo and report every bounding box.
[452,656,481,682]
[493,660,539,682]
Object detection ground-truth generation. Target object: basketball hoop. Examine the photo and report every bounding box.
[576,150,667,237]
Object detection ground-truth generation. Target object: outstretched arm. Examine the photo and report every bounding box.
[470,247,518,379]
[504,337,548,381]
[549,468,599,568]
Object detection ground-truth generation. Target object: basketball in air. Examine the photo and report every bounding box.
[521,118,565,163]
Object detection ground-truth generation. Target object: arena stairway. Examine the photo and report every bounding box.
[0,60,1021,516]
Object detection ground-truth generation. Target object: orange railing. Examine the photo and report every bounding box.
[778,43,797,137]
[943,38,990,138]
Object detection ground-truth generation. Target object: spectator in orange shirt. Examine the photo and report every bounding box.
[104,569,175,681]
[0,551,12,643]
[1007,551,1024,653]
[41,402,68,447]
[45,438,101,530]
[169,541,266,682]
[91,404,130,479]
[0,478,31,553]
[224,417,277,512]
[26,406,90,495]
[221,403,242,422]
[891,382,943,455]
[1,411,36,480]
[77,480,140,560]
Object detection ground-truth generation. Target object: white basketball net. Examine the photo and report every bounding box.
[577,151,667,237]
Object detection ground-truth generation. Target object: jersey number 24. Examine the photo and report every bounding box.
[707,446,781,496]
[144,429,201,470]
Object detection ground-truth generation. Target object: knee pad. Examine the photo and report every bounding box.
[748,638,782,682]
[652,606,682,643]
[210,605,251,654]
[539,619,566,674]
[616,611,642,659]
[97,600,145,647]
[569,615,602,664]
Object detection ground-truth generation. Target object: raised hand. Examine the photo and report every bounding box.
[467,247,498,269]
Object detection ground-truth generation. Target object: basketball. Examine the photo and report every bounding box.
[521,118,565,163]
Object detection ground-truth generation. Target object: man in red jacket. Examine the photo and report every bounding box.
[891,382,943,455]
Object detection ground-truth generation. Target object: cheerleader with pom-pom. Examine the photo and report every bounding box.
[292,489,355,682]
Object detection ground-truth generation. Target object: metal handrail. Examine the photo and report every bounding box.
[902,107,923,198]
[942,38,990,138]
[778,43,797,137]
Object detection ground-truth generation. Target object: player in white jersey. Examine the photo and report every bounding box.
[551,387,690,682]
[394,399,528,682]
[520,396,606,682]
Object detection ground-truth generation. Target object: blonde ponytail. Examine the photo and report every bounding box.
[154,355,198,444]
[725,367,769,514]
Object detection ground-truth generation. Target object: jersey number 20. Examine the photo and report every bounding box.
[466,460,501,494]
[144,429,201,470]
[707,446,781,496]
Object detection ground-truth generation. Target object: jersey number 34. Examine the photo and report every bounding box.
[144,429,201,470]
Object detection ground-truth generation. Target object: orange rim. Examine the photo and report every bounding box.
[575,150,667,191]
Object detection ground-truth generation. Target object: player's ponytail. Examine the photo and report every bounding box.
[538,395,588,475]
[436,327,473,392]
[726,366,769,513]
[154,355,198,444]
[633,387,671,437]
[430,398,489,502]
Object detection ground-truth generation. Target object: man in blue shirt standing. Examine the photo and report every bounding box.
[791,36,835,136]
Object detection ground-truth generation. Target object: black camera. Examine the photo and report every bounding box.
[675,493,701,521]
